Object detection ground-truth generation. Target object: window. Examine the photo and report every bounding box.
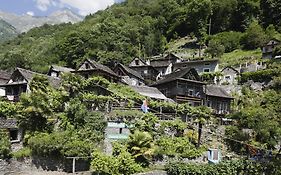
[135,60,139,65]
[119,128,123,134]
[9,129,18,141]
[195,91,201,97]
[207,100,212,107]
[188,89,194,96]
[205,63,210,66]
[203,68,210,72]
[85,63,90,69]
[225,75,231,80]
[143,70,148,74]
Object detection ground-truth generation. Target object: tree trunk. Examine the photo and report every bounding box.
[197,122,203,148]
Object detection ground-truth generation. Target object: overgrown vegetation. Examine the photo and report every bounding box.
[0,0,281,71]
[166,159,281,175]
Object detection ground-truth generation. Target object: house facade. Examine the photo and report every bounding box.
[173,59,219,74]
[217,66,240,85]
[0,70,11,96]
[205,85,233,115]
[75,59,120,82]
[47,65,74,78]
[262,39,279,59]
[129,58,159,84]
[0,118,23,143]
[151,68,205,106]
[113,63,145,86]
[149,53,182,75]
[0,68,61,102]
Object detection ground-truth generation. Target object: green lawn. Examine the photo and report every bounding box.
[219,49,262,67]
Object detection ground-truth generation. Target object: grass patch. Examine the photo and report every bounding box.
[12,147,31,159]
[219,49,262,67]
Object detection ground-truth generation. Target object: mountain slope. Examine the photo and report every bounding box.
[0,19,18,42]
[0,9,83,33]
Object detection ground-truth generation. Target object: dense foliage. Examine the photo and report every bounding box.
[166,159,281,175]
[0,0,280,71]
[0,132,11,159]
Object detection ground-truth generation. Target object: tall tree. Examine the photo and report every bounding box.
[260,0,281,29]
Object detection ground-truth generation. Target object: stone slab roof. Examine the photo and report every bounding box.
[50,65,74,73]
[130,85,169,100]
[116,63,144,80]
[16,68,61,88]
[206,85,233,99]
[152,68,204,86]
[0,118,17,129]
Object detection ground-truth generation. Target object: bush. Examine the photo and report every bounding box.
[240,21,267,50]
[28,131,94,158]
[165,159,281,175]
[0,132,11,159]
[155,136,205,159]
[211,31,242,52]
[241,69,281,83]
[12,147,31,159]
[206,39,225,58]
[91,151,142,175]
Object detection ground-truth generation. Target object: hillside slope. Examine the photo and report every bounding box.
[0,0,279,72]
[0,9,83,33]
[0,19,18,42]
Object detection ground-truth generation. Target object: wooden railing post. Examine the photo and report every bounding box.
[72,158,76,173]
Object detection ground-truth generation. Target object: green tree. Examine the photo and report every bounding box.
[190,106,212,147]
[240,21,267,49]
[127,130,155,167]
[0,132,11,159]
[260,0,281,29]
[206,39,225,58]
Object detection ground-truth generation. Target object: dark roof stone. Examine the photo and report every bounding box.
[116,63,144,80]
[50,65,74,73]
[152,68,203,86]
[16,68,61,88]
[87,59,119,77]
[206,85,233,99]
[0,118,17,129]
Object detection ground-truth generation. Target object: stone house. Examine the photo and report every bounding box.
[0,68,61,102]
[151,68,205,106]
[74,59,120,82]
[47,65,74,78]
[113,63,145,86]
[0,70,11,97]
[0,118,23,143]
[217,66,240,85]
[129,58,159,83]
[262,39,279,59]
[205,85,233,115]
[149,53,182,76]
[173,59,219,74]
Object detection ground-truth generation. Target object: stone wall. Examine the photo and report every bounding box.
[0,157,91,174]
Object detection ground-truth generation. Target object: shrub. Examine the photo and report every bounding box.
[155,136,205,159]
[0,131,11,159]
[91,151,142,175]
[12,147,31,159]
[28,131,94,158]
[241,69,281,83]
[211,31,242,52]
[165,159,281,175]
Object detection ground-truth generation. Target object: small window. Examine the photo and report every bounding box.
[85,63,90,69]
[9,129,18,141]
[188,89,194,96]
[119,128,123,134]
[203,68,210,72]
[205,63,210,66]
[143,70,148,74]
[225,75,231,80]
[135,60,139,65]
